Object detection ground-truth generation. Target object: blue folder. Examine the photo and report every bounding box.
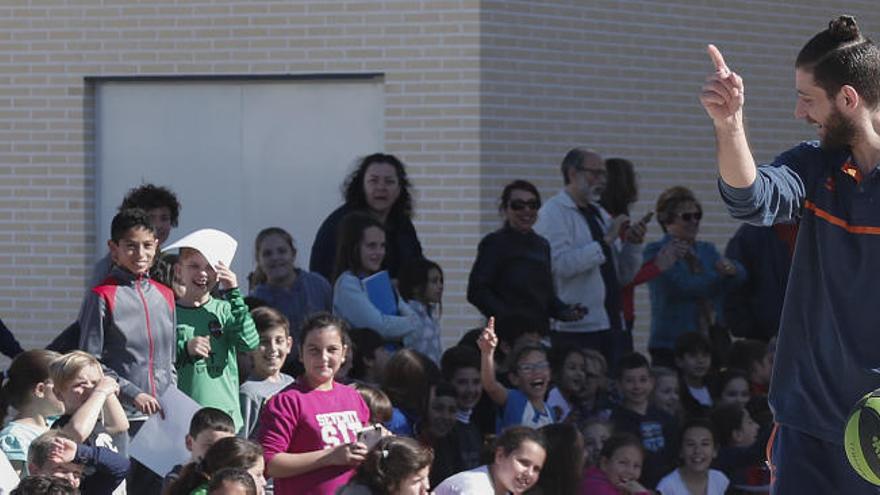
[363,270,399,316]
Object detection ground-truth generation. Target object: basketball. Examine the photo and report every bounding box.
[845,389,880,485]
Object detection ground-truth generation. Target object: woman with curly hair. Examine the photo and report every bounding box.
[310,153,423,282]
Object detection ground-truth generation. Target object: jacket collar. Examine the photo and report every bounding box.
[109,266,147,285]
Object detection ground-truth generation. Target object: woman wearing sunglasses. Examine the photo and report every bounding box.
[644,186,746,368]
[467,180,585,339]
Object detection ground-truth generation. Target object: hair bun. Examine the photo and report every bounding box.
[829,15,860,42]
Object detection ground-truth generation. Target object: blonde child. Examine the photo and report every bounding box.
[0,349,64,476]
[172,237,259,433]
[398,257,444,364]
[239,306,295,439]
[258,312,370,495]
[49,351,129,448]
[656,418,730,495]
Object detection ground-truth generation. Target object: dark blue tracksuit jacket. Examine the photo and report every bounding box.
[719,140,880,444]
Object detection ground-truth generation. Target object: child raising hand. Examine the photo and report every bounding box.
[479,317,555,432]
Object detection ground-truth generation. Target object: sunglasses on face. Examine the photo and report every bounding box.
[677,212,703,222]
[508,199,540,211]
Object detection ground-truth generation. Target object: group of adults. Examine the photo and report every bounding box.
[282,145,754,376]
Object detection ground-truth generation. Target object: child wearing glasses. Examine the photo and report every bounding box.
[478,317,556,432]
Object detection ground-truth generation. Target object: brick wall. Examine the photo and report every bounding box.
[479,0,880,346]
[1,0,879,361]
[0,0,482,358]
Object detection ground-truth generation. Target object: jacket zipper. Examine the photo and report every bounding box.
[135,274,157,398]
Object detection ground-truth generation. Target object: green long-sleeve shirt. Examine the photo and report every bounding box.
[175,288,258,431]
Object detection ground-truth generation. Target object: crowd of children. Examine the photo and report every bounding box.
[0,155,779,495]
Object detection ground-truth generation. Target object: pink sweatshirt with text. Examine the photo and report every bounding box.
[258,381,369,495]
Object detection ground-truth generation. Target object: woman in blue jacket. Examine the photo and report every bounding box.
[645,186,745,367]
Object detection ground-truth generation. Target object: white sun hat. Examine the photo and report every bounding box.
[162,228,238,268]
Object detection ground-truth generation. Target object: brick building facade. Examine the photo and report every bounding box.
[1,1,876,360]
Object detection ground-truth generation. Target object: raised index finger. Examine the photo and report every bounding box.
[707,44,729,76]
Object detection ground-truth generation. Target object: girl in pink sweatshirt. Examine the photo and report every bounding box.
[258,312,371,495]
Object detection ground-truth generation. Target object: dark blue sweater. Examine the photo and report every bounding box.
[719,141,880,443]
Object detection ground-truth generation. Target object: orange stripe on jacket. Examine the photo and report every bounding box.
[803,200,880,235]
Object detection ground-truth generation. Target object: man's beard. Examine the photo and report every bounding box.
[820,106,857,151]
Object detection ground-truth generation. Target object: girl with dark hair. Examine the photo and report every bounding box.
[532,423,586,495]
[258,313,371,495]
[581,433,651,495]
[711,404,769,494]
[0,349,64,477]
[656,419,729,495]
[381,349,440,437]
[433,426,547,495]
[248,227,332,347]
[310,153,423,282]
[398,258,444,364]
[167,436,266,495]
[331,212,419,345]
[599,157,659,338]
[338,436,434,495]
[467,179,585,332]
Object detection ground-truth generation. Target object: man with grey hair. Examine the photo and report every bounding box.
[534,147,645,364]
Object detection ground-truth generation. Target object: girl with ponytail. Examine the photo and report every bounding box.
[338,436,434,495]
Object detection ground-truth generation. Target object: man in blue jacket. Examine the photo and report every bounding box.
[701,15,880,494]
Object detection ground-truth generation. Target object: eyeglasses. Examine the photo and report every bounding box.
[677,212,702,222]
[517,361,550,373]
[577,167,608,178]
[508,199,540,211]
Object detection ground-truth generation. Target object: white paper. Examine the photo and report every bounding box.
[163,228,238,268]
[128,386,203,477]
[0,451,19,494]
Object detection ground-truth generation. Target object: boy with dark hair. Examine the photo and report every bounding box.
[161,407,236,491]
[674,332,714,416]
[703,15,880,492]
[726,339,772,397]
[91,183,182,287]
[347,327,391,387]
[436,345,484,482]
[77,208,176,494]
[610,351,677,488]
[11,475,77,495]
[239,306,294,439]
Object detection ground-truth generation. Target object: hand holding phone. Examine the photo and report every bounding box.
[357,424,383,450]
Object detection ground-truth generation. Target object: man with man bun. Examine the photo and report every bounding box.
[701,15,880,493]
